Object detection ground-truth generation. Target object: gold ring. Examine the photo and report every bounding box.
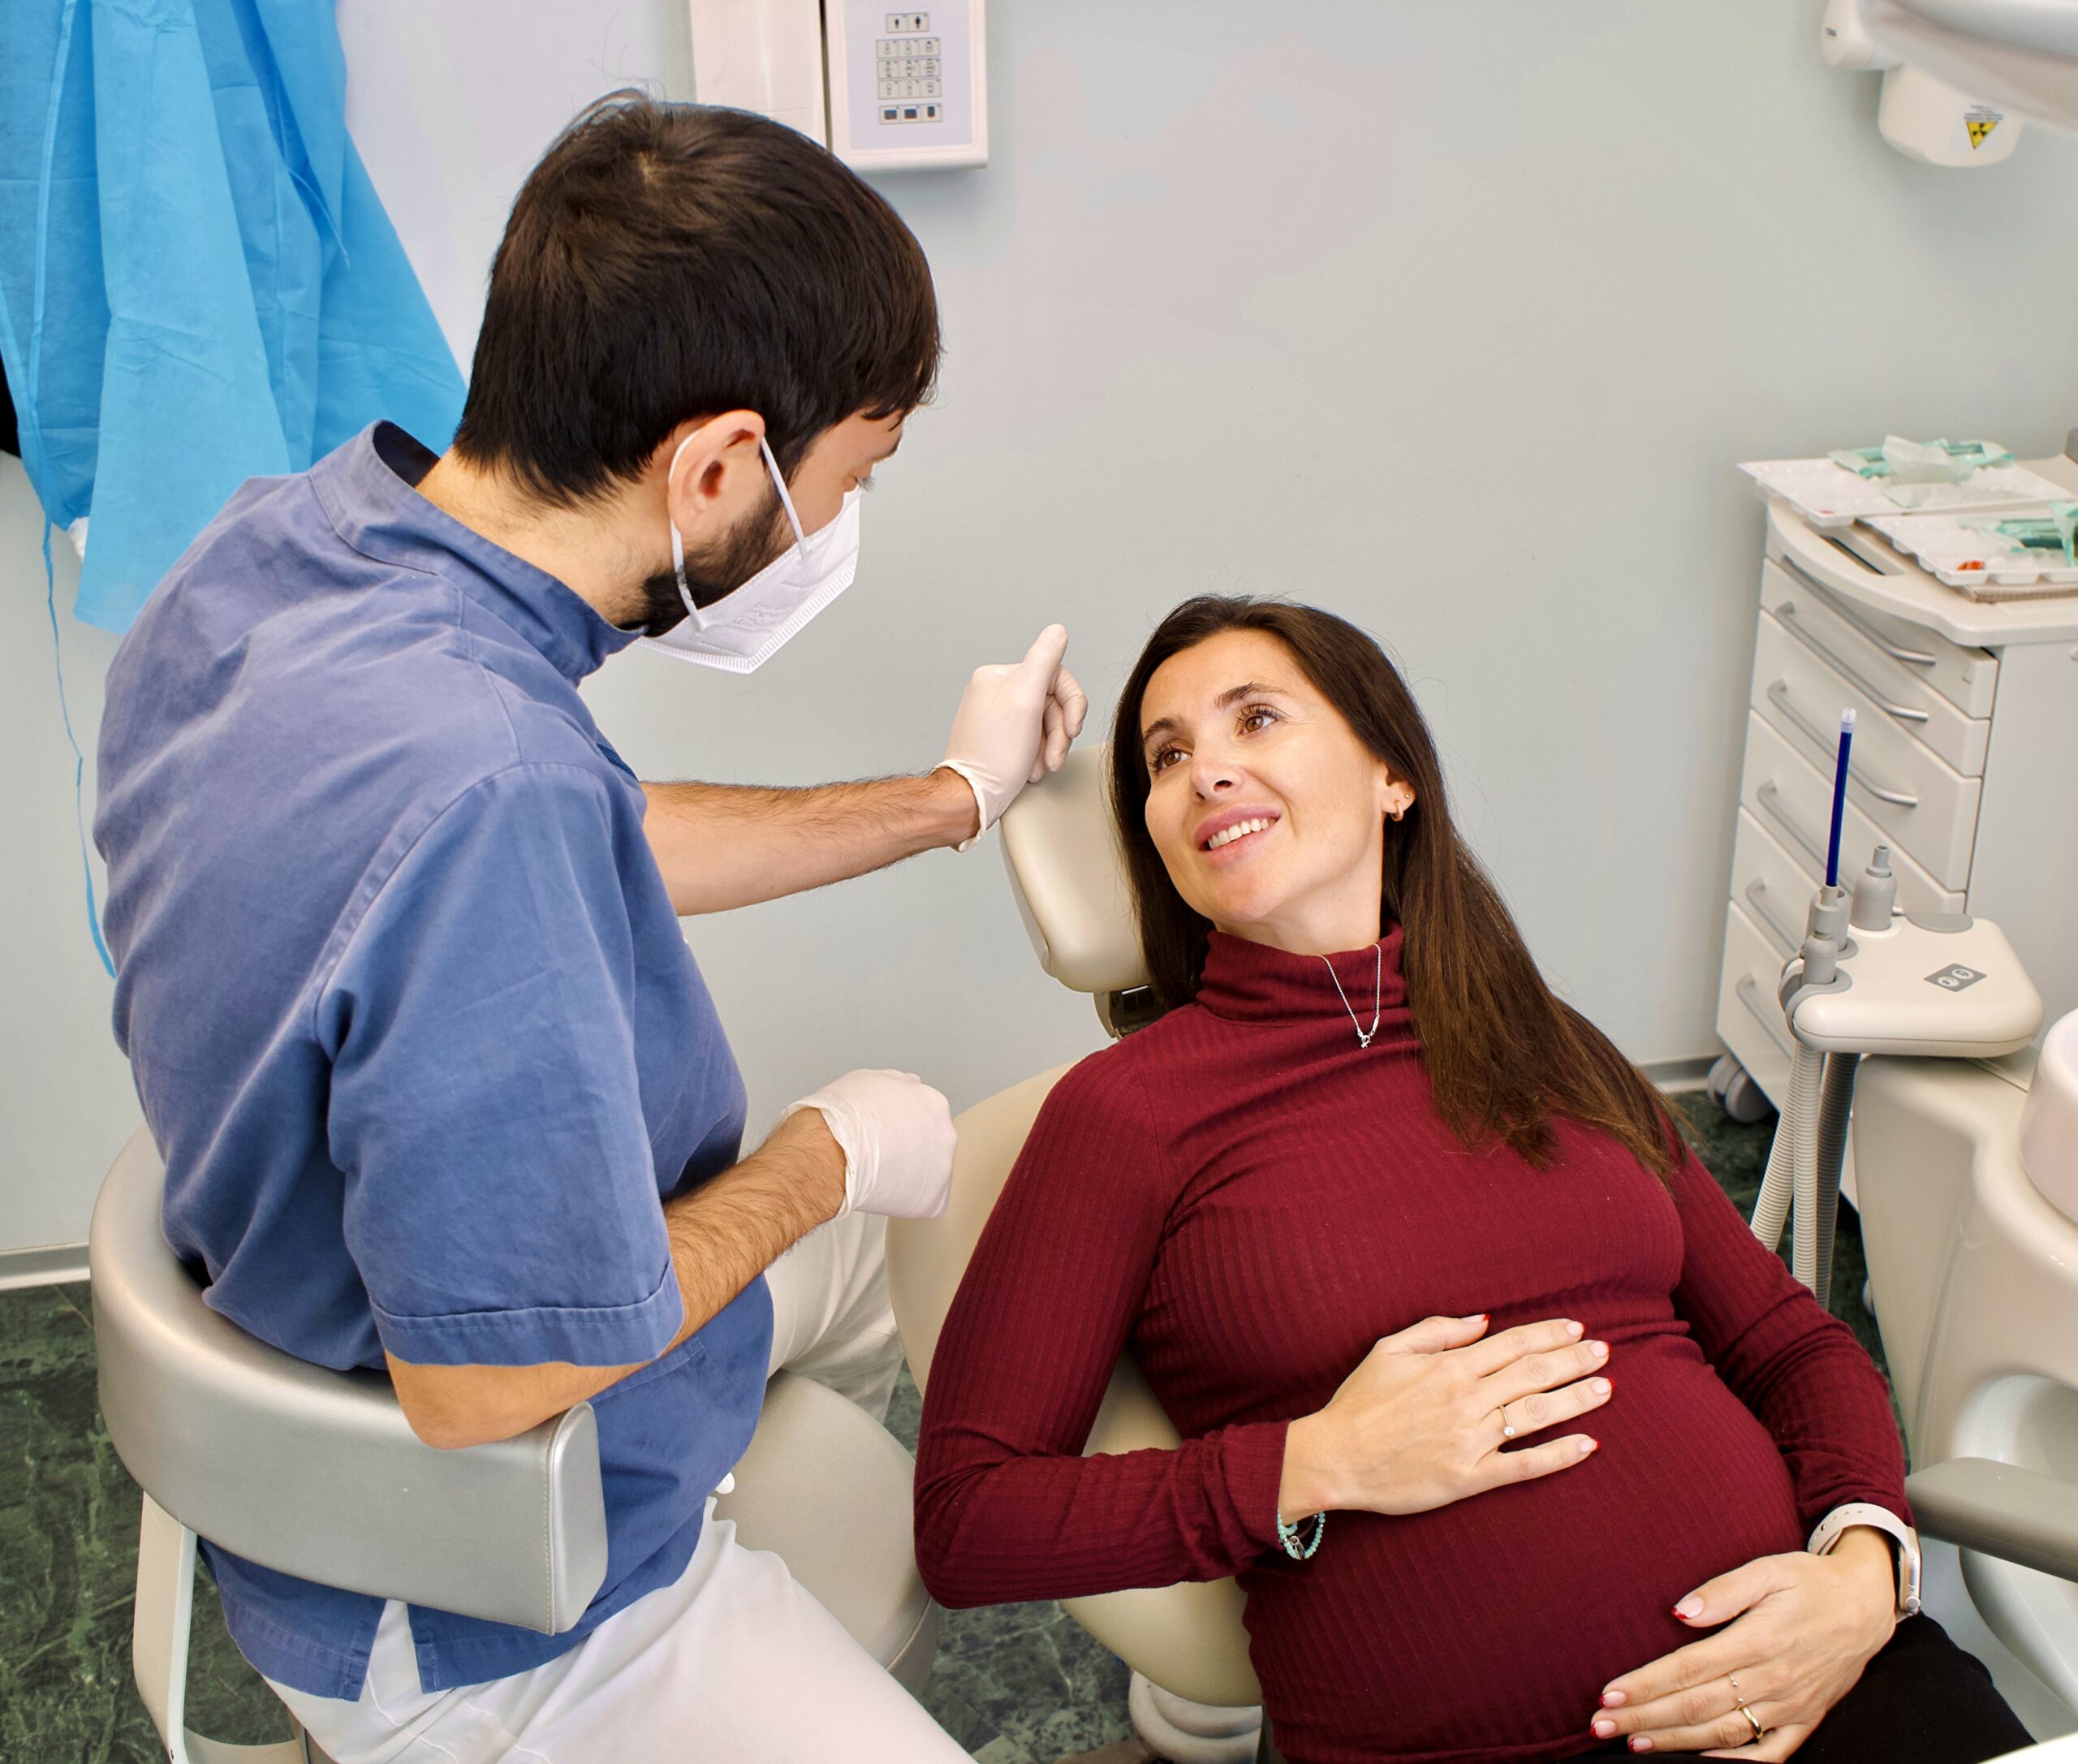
[1727,1679,1765,1743]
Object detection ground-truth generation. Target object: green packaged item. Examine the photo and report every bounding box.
[1827,437,2015,481]
[1990,502,2078,566]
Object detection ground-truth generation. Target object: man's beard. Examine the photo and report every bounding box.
[638,480,790,637]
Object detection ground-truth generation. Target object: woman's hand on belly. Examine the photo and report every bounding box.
[1278,1312,1613,1521]
[1588,1529,1897,1758]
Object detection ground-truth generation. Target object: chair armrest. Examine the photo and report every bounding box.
[91,1129,606,1633]
[1905,1457,2078,1584]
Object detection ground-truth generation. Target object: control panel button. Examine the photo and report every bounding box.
[870,10,949,128]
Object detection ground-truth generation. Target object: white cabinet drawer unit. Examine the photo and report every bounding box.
[1713,468,2078,1139]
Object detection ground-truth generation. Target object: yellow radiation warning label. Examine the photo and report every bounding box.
[1965,108,2002,149]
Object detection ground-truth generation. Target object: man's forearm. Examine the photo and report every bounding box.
[657,1107,843,1346]
[641,770,980,914]
[387,1113,847,1449]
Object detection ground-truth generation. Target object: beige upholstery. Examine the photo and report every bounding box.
[715,1371,939,1697]
[1000,746,1148,998]
[888,1076,1262,1710]
[896,744,1263,1706]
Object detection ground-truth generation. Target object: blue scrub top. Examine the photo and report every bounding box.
[94,424,772,1700]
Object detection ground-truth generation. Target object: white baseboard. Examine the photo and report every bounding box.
[0,1242,90,1292]
[1641,1055,1717,1093]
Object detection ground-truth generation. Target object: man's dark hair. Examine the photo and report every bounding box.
[451,95,941,505]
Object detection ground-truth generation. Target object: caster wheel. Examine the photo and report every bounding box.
[1708,1055,1776,1125]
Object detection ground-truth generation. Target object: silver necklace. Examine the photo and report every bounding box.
[1320,944,1383,1048]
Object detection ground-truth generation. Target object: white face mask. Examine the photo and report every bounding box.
[638,436,862,675]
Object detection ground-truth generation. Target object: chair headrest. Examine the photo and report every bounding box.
[999,744,1149,997]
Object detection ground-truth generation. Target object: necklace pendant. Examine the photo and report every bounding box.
[1321,944,1386,1051]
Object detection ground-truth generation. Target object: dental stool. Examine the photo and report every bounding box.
[889,746,1274,1764]
[90,1128,937,1764]
[1855,1007,2078,1732]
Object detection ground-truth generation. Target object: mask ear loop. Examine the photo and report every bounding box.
[668,437,696,621]
[759,435,813,554]
[669,433,813,626]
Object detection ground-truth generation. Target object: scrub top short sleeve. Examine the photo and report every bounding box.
[322,762,687,1369]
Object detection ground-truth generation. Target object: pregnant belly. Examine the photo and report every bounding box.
[1243,1346,1806,1764]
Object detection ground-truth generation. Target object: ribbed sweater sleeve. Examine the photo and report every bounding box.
[1663,1143,1911,1534]
[912,1050,1289,1610]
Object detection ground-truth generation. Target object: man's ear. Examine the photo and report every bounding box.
[662,410,766,536]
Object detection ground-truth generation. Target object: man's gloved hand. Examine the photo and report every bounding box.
[780,1069,955,1219]
[938,624,1089,850]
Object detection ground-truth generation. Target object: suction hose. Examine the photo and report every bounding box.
[1752,753,1882,1297]
[1749,1042,1860,1301]
[1809,1051,1859,1310]
[1752,1042,1821,1257]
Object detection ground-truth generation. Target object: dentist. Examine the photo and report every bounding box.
[94,97,1082,1762]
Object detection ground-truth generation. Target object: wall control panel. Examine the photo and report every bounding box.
[875,24,944,125]
[826,0,987,170]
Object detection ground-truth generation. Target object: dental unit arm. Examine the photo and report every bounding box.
[1750,708,2044,1306]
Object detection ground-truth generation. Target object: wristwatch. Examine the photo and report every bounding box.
[1808,1503,1922,1618]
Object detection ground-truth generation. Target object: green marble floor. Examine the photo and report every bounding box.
[0,1093,1880,1764]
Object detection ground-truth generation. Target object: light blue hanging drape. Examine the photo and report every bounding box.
[0,0,465,632]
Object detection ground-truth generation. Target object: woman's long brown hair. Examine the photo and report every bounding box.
[1108,596,1679,1180]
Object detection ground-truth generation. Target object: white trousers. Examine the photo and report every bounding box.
[270,1213,968,1764]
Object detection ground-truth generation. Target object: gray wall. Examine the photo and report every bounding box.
[0,465,132,1261]
[7,0,2078,1252]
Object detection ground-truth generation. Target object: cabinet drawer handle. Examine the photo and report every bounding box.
[1756,781,1825,866]
[1744,878,1799,955]
[1736,973,1796,1059]
[1765,681,1921,808]
[1774,602,1930,722]
[1776,556,1937,666]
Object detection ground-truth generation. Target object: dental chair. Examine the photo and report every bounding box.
[1852,1005,2078,1733]
[90,1128,938,1764]
[889,746,1272,1764]
[892,746,2078,1762]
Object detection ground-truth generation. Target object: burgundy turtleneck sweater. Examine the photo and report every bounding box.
[914,925,1908,1764]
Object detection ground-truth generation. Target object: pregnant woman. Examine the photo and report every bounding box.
[914,597,2032,1762]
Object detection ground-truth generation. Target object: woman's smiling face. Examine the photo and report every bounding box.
[1137,628,1414,955]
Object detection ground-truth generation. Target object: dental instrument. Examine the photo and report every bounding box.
[1748,702,2042,1305]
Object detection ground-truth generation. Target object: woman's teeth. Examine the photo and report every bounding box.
[1205,817,1273,851]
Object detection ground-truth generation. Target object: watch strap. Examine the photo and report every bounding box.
[1809,1502,1921,1618]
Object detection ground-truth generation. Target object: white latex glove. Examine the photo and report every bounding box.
[779,1069,955,1220]
[939,624,1089,851]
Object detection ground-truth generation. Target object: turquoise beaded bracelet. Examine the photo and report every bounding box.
[1276,1509,1326,1560]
